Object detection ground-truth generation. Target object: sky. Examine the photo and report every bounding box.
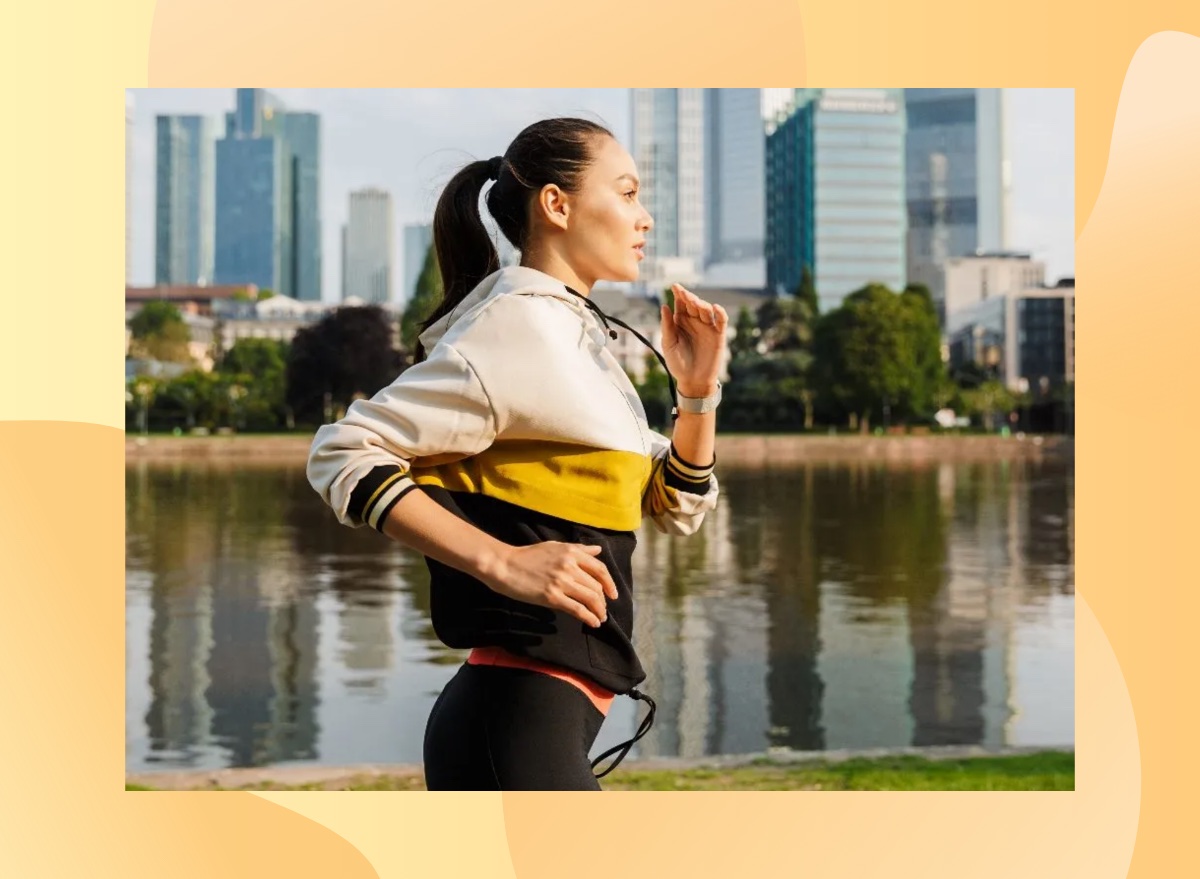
[127,88,1075,302]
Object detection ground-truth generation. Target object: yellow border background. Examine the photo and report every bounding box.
[2,0,1196,874]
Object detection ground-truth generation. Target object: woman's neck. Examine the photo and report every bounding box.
[520,250,593,297]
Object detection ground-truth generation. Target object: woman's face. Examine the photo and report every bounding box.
[552,136,654,284]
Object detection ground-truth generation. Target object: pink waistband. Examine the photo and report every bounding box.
[466,645,615,716]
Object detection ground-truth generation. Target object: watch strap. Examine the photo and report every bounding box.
[676,380,722,414]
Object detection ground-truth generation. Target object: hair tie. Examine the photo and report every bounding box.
[486,155,503,181]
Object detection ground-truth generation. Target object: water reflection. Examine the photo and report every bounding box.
[126,456,1074,771]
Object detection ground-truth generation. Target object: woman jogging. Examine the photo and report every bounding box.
[306,116,727,789]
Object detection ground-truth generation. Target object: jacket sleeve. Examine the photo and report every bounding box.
[641,429,719,536]
[306,341,496,531]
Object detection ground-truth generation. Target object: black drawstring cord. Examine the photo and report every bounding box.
[563,284,667,779]
[565,287,679,423]
[590,688,657,779]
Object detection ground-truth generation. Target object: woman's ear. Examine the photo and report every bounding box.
[536,183,570,231]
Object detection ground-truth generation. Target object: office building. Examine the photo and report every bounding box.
[947,282,1075,393]
[631,88,707,284]
[402,223,434,307]
[214,89,322,300]
[704,89,767,285]
[923,251,1045,327]
[343,188,394,305]
[155,115,215,285]
[905,89,1011,303]
[766,88,907,312]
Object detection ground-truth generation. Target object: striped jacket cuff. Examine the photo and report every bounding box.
[347,463,420,532]
[663,443,716,495]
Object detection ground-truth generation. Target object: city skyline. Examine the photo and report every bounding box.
[127,88,1075,304]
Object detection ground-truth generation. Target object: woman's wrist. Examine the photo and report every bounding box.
[677,380,720,398]
[471,541,513,589]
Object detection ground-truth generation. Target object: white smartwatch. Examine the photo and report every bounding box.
[676,380,722,414]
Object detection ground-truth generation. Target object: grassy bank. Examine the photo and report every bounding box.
[127,749,1073,792]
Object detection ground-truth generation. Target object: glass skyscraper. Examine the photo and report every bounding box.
[704,88,766,268]
[904,88,1010,307]
[632,88,770,287]
[343,188,393,305]
[215,134,286,295]
[767,88,907,312]
[155,115,215,286]
[631,88,706,268]
[284,113,321,302]
[401,223,433,308]
[214,89,322,300]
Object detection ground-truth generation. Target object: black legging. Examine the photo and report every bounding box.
[423,662,607,790]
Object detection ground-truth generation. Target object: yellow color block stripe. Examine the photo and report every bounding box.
[410,440,654,532]
[644,458,680,517]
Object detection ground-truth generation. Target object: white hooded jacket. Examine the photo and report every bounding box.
[306,264,719,537]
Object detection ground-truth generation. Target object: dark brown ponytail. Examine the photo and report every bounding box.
[413,116,614,363]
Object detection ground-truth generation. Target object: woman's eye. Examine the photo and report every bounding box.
[625,190,637,200]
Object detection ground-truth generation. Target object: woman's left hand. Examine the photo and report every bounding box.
[660,283,728,396]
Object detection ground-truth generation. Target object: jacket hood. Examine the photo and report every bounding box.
[416,265,591,352]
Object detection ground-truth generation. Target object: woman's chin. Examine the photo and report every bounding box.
[596,258,641,284]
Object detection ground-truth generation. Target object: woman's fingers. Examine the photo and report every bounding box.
[679,286,703,320]
[576,551,619,601]
[660,304,678,349]
[560,578,607,626]
[674,284,717,325]
[556,593,604,628]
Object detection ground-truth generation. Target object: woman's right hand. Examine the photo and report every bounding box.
[478,542,618,628]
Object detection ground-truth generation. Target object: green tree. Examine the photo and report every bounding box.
[156,371,216,430]
[221,337,288,377]
[898,283,947,420]
[730,306,758,358]
[128,301,192,364]
[219,338,289,430]
[209,316,227,369]
[963,380,1016,432]
[761,298,814,353]
[931,372,960,413]
[813,284,913,433]
[287,305,404,425]
[720,350,812,432]
[795,263,820,320]
[757,273,818,355]
[400,243,443,357]
[125,375,159,434]
[633,353,673,430]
